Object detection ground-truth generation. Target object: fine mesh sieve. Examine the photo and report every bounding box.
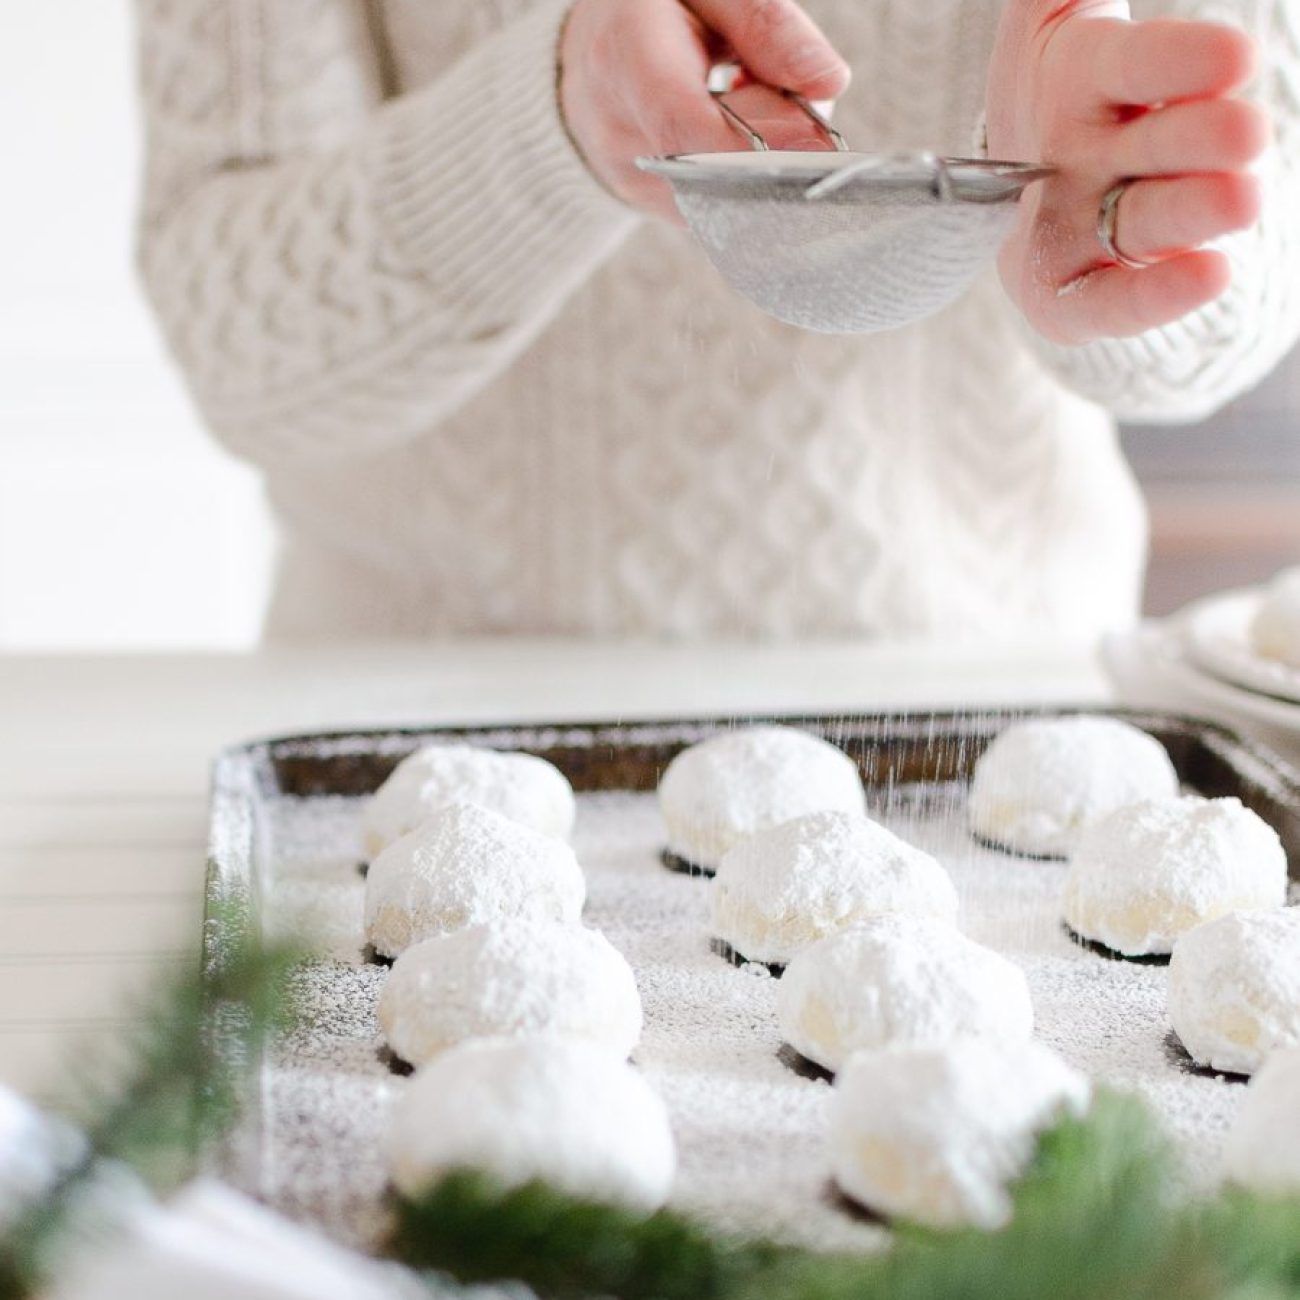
[637,93,1052,335]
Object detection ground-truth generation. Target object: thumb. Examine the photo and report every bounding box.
[685,0,851,100]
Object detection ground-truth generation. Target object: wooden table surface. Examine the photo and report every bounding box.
[0,638,1110,1101]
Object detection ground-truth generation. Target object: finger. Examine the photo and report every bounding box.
[1109,171,1261,261]
[1067,17,1258,110]
[685,0,851,99]
[621,1,752,156]
[1108,96,1272,177]
[1026,0,1129,45]
[1045,248,1230,342]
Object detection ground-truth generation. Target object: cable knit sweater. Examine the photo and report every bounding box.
[134,0,1300,640]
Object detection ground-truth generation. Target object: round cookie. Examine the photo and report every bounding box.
[658,726,866,872]
[364,744,575,858]
[1251,567,1300,670]
[1168,909,1300,1075]
[777,915,1033,1074]
[379,920,643,1067]
[384,1037,676,1211]
[711,809,958,967]
[968,716,1178,858]
[1222,1046,1300,1196]
[364,802,585,959]
[1062,796,1287,958]
[828,1040,1090,1230]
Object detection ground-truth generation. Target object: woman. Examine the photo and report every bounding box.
[134,0,1297,640]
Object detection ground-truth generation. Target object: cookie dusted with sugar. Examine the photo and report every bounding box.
[1222,1047,1300,1196]
[384,1037,676,1211]
[378,920,643,1067]
[1168,909,1300,1075]
[1251,567,1300,670]
[364,802,585,959]
[710,809,957,967]
[658,726,866,873]
[1062,797,1287,959]
[363,743,575,857]
[777,915,1033,1074]
[968,716,1178,858]
[829,1040,1090,1230]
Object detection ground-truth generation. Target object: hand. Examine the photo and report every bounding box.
[559,0,851,221]
[986,0,1272,344]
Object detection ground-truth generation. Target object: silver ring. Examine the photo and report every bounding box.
[1098,180,1156,270]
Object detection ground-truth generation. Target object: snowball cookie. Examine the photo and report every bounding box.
[711,810,958,966]
[1222,1046,1300,1195]
[1062,796,1287,958]
[363,743,575,857]
[658,726,866,871]
[384,1037,676,1211]
[1168,909,1300,1075]
[777,915,1033,1073]
[364,802,585,959]
[968,716,1178,858]
[828,1039,1090,1230]
[1251,567,1300,670]
[378,920,643,1067]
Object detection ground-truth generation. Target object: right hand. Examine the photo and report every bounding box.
[559,0,851,221]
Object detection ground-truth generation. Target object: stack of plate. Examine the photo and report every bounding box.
[1104,579,1300,762]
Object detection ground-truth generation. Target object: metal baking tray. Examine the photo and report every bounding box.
[203,708,1300,1255]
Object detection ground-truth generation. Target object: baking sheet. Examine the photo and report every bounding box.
[203,710,1300,1254]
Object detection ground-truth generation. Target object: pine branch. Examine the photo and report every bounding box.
[390,1172,791,1300]
[0,904,299,1300]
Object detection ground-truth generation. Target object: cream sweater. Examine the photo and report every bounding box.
[135,0,1300,640]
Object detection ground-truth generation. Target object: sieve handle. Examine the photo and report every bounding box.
[804,151,954,202]
[707,64,849,153]
[710,92,770,151]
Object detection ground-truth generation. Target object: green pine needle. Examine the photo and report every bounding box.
[389,1172,789,1300]
[0,903,299,1300]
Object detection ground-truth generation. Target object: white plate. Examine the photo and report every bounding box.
[1181,589,1300,705]
[1103,624,1300,764]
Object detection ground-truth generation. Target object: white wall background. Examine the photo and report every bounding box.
[0,1,273,650]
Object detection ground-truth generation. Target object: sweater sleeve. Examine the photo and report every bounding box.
[1022,0,1300,425]
[134,0,638,467]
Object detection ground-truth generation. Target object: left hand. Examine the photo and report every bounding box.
[987,0,1272,344]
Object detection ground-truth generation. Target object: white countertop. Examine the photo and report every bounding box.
[0,638,1110,1100]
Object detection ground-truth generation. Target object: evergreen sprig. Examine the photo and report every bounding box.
[0,905,299,1300]
[388,1091,1300,1300]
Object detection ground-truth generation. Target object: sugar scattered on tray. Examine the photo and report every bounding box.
[239,777,1281,1255]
